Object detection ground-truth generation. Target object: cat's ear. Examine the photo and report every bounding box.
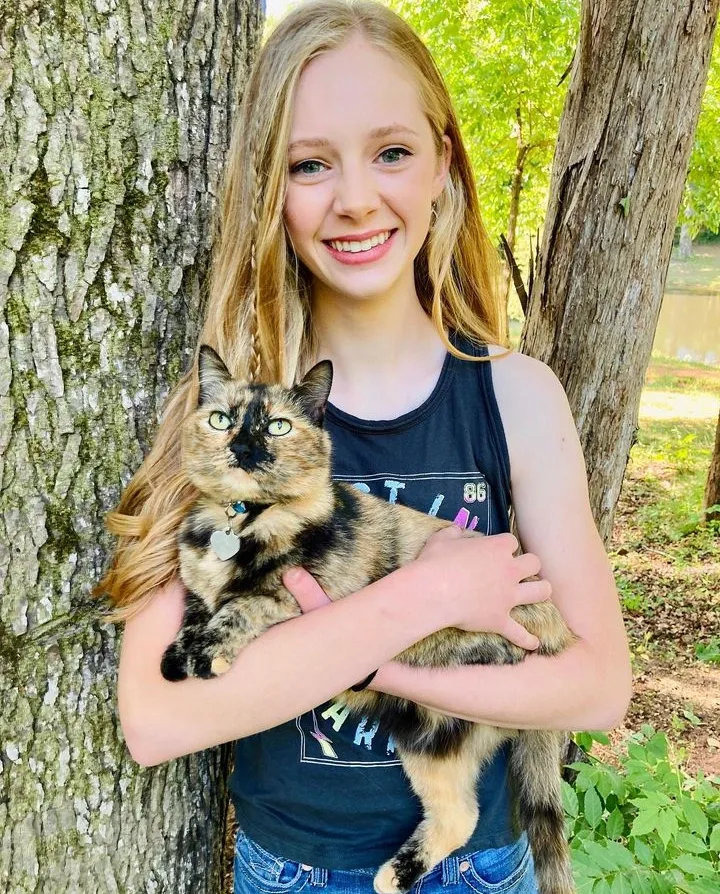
[197,345,232,405]
[293,360,333,427]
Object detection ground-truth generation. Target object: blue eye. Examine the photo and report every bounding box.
[379,147,411,164]
[291,159,326,176]
[266,419,292,436]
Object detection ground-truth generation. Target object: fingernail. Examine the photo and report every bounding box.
[285,568,302,583]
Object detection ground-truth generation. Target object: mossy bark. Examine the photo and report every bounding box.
[520,0,719,543]
[0,1,263,891]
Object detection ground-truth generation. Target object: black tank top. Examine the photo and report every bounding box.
[229,335,516,868]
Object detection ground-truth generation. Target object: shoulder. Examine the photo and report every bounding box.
[485,344,565,401]
[485,346,574,433]
[484,346,584,486]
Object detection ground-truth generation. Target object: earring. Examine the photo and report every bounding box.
[430,201,439,228]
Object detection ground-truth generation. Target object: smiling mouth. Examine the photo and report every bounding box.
[324,229,396,254]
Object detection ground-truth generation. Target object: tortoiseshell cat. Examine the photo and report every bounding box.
[161,345,576,894]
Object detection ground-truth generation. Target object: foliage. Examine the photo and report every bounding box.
[386,0,579,247]
[682,39,720,237]
[695,638,720,666]
[627,418,717,546]
[566,728,720,893]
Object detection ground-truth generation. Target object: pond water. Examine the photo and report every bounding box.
[652,290,719,366]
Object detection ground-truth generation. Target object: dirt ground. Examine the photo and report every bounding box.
[608,386,720,777]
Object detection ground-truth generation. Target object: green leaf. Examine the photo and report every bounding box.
[646,732,669,761]
[583,841,619,873]
[575,731,593,752]
[683,798,709,838]
[709,823,720,852]
[685,881,720,894]
[604,841,635,870]
[583,787,603,829]
[675,831,709,854]
[630,870,655,894]
[605,809,625,840]
[656,808,679,847]
[610,874,632,894]
[562,780,579,817]
[571,850,603,879]
[575,767,598,792]
[631,810,660,837]
[618,196,630,216]
[574,874,596,894]
[672,854,716,877]
[593,879,612,894]
[632,839,654,867]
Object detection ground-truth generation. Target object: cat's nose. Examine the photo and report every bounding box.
[230,441,251,462]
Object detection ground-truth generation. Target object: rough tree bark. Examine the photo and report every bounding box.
[0,1,262,891]
[705,408,720,523]
[520,0,719,543]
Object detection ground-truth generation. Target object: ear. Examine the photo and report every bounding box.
[292,360,333,427]
[197,345,232,405]
[432,134,452,198]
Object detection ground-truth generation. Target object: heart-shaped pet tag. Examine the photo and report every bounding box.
[210,529,240,561]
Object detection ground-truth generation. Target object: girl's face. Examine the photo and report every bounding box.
[284,36,450,308]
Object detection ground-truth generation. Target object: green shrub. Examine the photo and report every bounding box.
[566,727,720,893]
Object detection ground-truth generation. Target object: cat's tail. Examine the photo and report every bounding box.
[509,730,575,894]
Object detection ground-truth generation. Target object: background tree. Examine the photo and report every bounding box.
[389,0,579,304]
[0,1,262,891]
[705,409,720,523]
[520,0,719,543]
[678,38,720,256]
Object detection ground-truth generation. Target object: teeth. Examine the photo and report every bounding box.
[329,231,391,253]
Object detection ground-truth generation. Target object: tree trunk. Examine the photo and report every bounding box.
[0,1,262,891]
[678,221,694,259]
[520,0,719,543]
[705,408,720,523]
[501,110,530,307]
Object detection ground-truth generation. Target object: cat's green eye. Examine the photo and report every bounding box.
[208,411,233,431]
[266,419,292,436]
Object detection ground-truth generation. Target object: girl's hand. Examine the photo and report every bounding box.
[283,526,549,652]
[412,527,550,651]
[283,567,332,613]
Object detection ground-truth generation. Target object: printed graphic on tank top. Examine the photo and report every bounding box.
[296,470,494,769]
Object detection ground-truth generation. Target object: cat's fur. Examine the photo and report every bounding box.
[161,345,576,894]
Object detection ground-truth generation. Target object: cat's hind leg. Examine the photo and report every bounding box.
[374,724,509,894]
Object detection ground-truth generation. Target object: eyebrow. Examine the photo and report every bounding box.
[288,125,419,154]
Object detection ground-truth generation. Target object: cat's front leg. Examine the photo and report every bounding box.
[160,591,213,682]
[189,596,296,679]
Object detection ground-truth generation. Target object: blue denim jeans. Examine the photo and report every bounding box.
[234,829,539,894]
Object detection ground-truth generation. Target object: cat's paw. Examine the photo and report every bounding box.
[189,643,235,679]
[211,655,232,675]
[161,642,188,682]
[373,862,402,894]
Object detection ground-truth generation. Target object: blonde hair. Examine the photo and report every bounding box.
[96,0,508,622]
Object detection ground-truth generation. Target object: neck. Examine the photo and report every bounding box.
[311,287,447,419]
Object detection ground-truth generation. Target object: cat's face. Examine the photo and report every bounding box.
[182,347,333,504]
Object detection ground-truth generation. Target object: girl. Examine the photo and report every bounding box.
[103,2,631,892]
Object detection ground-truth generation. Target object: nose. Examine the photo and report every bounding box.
[230,441,251,462]
[332,163,381,220]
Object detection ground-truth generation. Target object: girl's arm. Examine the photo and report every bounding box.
[117,526,548,767]
[286,352,632,732]
[370,352,632,731]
